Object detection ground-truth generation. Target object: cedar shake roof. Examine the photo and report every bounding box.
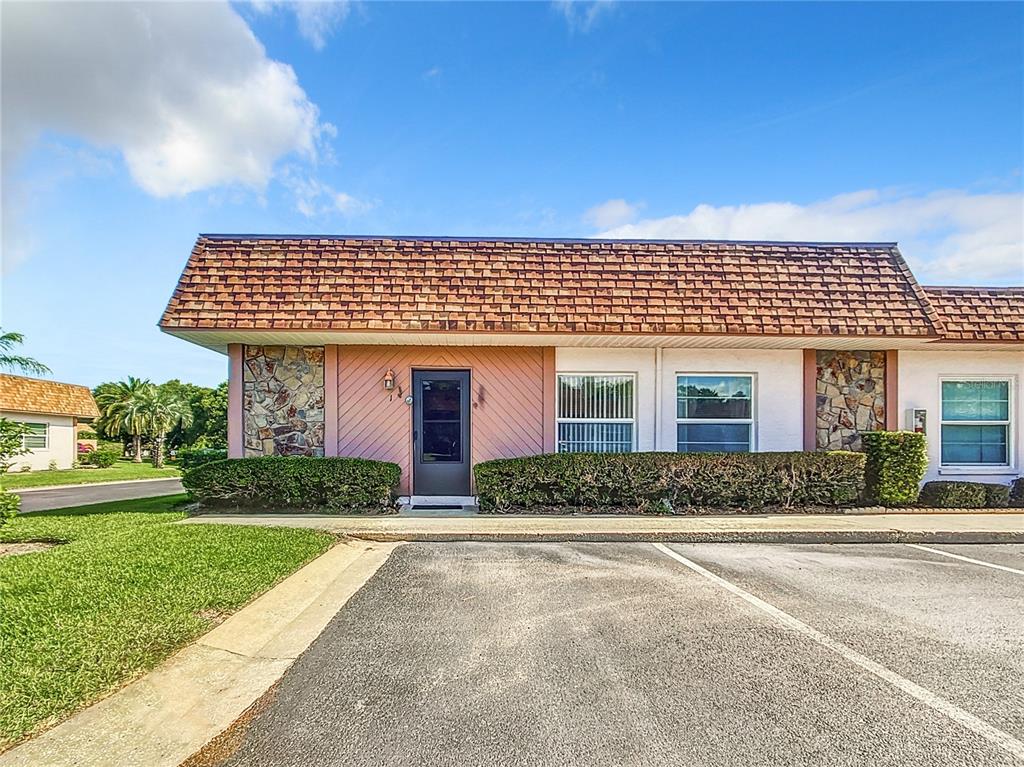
[0,374,100,419]
[923,286,1024,342]
[161,235,945,338]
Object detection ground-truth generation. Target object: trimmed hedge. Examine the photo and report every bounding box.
[919,481,1010,509]
[1011,478,1024,508]
[178,448,228,472]
[984,483,1011,509]
[862,431,928,506]
[182,456,401,513]
[473,451,866,514]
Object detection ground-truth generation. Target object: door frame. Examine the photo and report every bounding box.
[411,368,472,495]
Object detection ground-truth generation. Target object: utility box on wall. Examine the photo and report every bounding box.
[905,408,927,434]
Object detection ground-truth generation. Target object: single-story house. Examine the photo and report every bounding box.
[0,374,101,471]
[160,235,1023,497]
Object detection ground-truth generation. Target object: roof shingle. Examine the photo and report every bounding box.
[161,236,944,338]
[0,375,100,418]
[923,286,1024,342]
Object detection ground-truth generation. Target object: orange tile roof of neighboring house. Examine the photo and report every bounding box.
[0,374,100,419]
[161,235,946,338]
[923,286,1024,342]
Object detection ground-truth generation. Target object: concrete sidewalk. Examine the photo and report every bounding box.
[181,512,1024,544]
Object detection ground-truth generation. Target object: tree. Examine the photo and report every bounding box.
[136,385,193,468]
[0,419,29,475]
[162,380,228,449]
[0,419,29,526]
[94,377,153,463]
[0,329,50,376]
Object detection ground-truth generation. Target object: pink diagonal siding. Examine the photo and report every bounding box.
[336,346,548,494]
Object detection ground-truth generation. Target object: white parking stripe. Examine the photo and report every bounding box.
[652,543,1024,762]
[904,544,1024,576]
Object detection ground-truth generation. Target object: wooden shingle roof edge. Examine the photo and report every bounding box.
[0,374,101,419]
[157,234,1017,342]
[921,285,1024,343]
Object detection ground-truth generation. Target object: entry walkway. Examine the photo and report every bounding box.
[181,511,1024,544]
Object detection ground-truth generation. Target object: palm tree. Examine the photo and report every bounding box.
[136,385,193,468]
[0,329,50,376]
[95,377,153,463]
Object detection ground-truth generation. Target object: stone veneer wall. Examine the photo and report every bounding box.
[815,350,886,451]
[242,346,325,457]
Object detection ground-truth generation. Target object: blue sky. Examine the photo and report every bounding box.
[2,1,1022,388]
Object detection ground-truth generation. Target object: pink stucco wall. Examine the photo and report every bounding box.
[335,345,554,494]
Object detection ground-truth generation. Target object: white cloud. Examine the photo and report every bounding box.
[282,170,372,218]
[583,198,642,229]
[596,189,1024,284]
[251,1,353,51]
[2,1,331,197]
[553,0,616,32]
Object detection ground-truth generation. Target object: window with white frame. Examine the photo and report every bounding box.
[676,374,754,453]
[940,379,1012,466]
[556,374,635,453]
[21,422,49,450]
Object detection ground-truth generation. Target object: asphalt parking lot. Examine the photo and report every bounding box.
[200,542,1024,767]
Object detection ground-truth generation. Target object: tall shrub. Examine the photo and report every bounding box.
[861,431,928,506]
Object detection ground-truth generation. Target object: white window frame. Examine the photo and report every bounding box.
[556,372,637,453]
[675,372,757,453]
[938,375,1015,470]
[20,422,49,451]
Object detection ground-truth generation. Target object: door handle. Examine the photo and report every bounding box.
[413,429,418,443]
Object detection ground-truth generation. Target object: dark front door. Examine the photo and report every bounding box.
[412,370,471,495]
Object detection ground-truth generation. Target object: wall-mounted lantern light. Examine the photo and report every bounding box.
[383,369,396,391]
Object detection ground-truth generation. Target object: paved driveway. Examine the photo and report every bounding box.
[197,542,1024,767]
[14,478,184,512]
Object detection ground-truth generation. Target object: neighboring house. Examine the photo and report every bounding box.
[0,374,101,471]
[160,235,1023,496]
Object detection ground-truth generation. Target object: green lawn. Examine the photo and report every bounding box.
[1,459,181,490]
[0,495,334,749]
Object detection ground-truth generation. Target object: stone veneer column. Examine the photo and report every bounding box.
[242,345,326,457]
[815,350,887,451]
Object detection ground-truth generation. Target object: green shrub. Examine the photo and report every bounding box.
[182,456,401,513]
[1011,478,1024,508]
[77,430,99,440]
[861,431,928,506]
[919,481,987,509]
[0,491,18,526]
[84,446,120,468]
[982,483,1011,508]
[178,447,228,471]
[473,451,866,514]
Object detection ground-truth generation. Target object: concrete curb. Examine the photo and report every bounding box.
[9,477,183,494]
[350,530,1024,545]
[181,512,1024,546]
[0,541,399,767]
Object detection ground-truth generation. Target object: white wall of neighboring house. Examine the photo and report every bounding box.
[1,412,78,472]
[899,350,1024,484]
[554,347,804,453]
